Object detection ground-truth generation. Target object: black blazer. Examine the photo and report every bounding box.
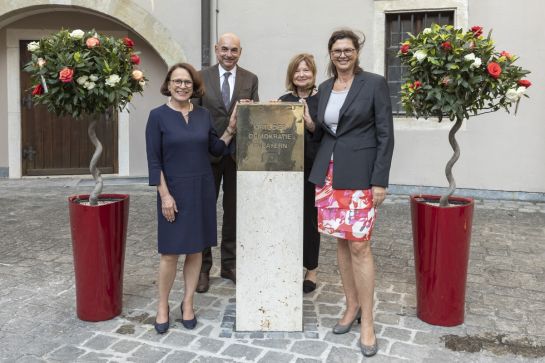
[278,92,320,161]
[195,64,259,160]
[308,71,394,189]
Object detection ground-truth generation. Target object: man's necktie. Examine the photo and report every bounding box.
[222,72,231,109]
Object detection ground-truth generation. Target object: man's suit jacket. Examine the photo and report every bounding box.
[308,71,394,189]
[196,64,259,160]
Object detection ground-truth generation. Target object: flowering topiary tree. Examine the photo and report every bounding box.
[24,29,147,205]
[398,24,531,206]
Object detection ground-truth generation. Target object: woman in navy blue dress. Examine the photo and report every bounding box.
[146,63,237,334]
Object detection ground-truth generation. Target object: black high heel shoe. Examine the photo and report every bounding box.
[154,306,170,334]
[303,279,317,293]
[332,308,361,334]
[181,304,197,330]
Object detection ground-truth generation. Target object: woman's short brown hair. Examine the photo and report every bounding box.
[285,53,317,93]
[327,29,365,78]
[160,62,205,98]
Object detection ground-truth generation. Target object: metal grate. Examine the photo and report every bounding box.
[385,11,454,115]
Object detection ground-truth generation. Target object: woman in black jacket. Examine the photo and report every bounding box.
[309,29,394,357]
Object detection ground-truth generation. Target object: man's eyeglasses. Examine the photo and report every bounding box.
[330,48,356,58]
[170,79,193,87]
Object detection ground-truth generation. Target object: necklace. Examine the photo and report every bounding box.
[336,77,353,90]
[168,98,193,117]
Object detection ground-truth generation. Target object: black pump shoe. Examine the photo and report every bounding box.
[154,306,170,334]
[181,305,197,330]
[303,279,317,293]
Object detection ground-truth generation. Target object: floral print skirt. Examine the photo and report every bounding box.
[315,161,376,241]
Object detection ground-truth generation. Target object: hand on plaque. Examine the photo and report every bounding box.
[299,99,316,132]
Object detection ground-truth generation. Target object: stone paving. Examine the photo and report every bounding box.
[1,178,545,362]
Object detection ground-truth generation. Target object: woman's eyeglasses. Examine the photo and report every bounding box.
[330,48,356,58]
[170,79,193,87]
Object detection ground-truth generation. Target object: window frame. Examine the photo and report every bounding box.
[372,0,468,129]
[385,11,455,115]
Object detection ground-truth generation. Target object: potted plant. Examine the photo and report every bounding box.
[397,24,531,326]
[24,29,148,321]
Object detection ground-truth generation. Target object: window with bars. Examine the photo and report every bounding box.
[385,11,454,115]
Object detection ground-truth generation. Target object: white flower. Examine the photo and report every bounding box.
[516,86,526,97]
[139,80,146,87]
[464,53,476,61]
[89,74,99,82]
[422,28,432,35]
[27,41,40,52]
[76,75,88,85]
[85,81,96,90]
[471,57,482,68]
[414,50,427,62]
[105,74,121,87]
[70,29,85,40]
[37,58,46,68]
[505,89,520,102]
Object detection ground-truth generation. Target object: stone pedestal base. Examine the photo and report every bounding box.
[236,171,303,331]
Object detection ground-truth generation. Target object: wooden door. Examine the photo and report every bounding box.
[20,40,118,176]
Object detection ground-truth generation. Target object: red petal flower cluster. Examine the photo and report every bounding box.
[409,80,422,90]
[59,67,74,83]
[123,37,135,48]
[441,41,452,51]
[470,26,483,37]
[130,54,141,65]
[486,62,502,79]
[500,50,513,59]
[86,37,100,48]
[32,84,44,95]
[518,79,532,88]
[400,43,410,54]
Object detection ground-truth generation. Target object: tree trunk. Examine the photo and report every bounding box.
[440,116,463,207]
[88,119,103,206]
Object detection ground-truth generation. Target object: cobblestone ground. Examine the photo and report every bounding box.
[1,178,544,362]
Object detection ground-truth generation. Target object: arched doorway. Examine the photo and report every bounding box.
[0,3,184,177]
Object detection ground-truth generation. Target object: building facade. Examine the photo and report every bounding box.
[1,0,543,193]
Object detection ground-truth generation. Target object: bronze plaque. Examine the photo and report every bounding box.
[237,103,304,171]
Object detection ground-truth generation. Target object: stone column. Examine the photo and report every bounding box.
[236,103,304,331]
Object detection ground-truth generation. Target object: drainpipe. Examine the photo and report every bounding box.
[201,0,211,68]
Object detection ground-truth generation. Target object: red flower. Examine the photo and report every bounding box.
[470,26,483,37]
[441,41,452,51]
[59,67,74,83]
[413,81,422,89]
[518,79,532,88]
[400,43,410,54]
[130,54,141,65]
[32,84,44,95]
[123,37,135,48]
[86,37,100,48]
[486,62,502,79]
[500,50,512,59]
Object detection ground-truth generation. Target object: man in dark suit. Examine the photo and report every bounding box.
[196,32,259,293]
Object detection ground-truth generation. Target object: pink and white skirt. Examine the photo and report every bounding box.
[315,161,376,241]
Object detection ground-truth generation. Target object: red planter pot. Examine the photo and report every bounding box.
[68,194,129,321]
[410,194,474,326]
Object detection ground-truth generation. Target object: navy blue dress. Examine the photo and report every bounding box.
[145,104,227,254]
